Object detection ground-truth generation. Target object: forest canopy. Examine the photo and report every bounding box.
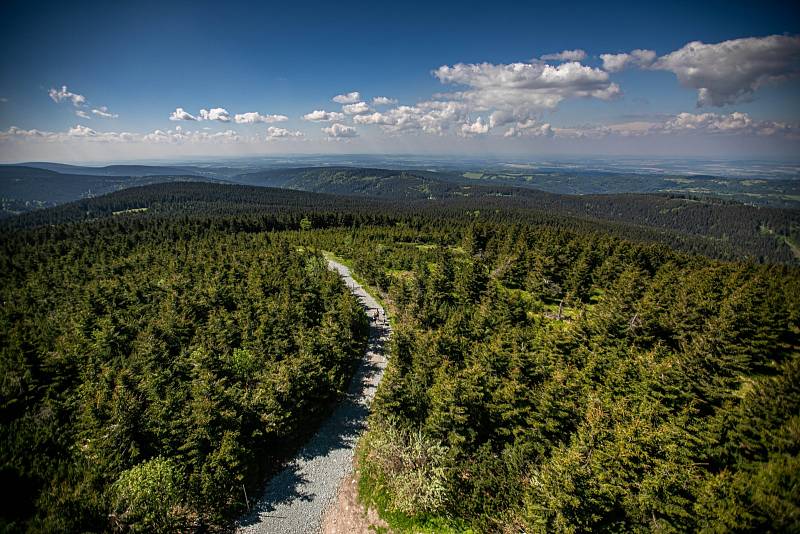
[322,224,800,532]
[0,219,368,531]
[1,181,798,532]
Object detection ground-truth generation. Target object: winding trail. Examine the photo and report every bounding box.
[238,259,390,534]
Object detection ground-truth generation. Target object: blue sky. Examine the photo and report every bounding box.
[0,0,798,161]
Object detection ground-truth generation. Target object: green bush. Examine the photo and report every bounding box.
[360,418,449,517]
[110,457,186,532]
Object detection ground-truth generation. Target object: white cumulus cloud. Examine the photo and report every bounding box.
[372,96,398,105]
[169,107,197,121]
[652,34,800,106]
[303,109,345,122]
[353,100,468,135]
[434,60,621,115]
[553,111,798,139]
[322,123,358,138]
[142,128,242,143]
[599,49,656,72]
[332,91,361,104]
[342,101,371,115]
[198,107,231,122]
[459,117,489,136]
[488,108,541,129]
[503,120,554,138]
[0,125,253,144]
[540,49,587,62]
[234,112,289,124]
[68,125,97,137]
[92,106,118,119]
[75,110,91,119]
[48,85,86,107]
[265,126,304,139]
[661,111,790,135]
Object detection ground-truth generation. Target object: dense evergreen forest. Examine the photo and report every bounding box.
[1,181,799,532]
[4,182,799,265]
[4,166,799,265]
[311,225,799,532]
[0,218,368,531]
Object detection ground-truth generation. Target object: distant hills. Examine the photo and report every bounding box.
[5,161,246,177]
[0,165,229,216]
[232,166,485,198]
[1,162,798,264]
[4,161,799,209]
[4,177,798,265]
[456,169,800,208]
[7,162,204,176]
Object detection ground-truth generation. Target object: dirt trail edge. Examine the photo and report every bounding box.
[237,259,390,534]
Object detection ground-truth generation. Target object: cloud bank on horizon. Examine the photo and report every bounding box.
[1,28,799,161]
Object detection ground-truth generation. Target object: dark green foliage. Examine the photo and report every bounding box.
[0,165,228,216]
[4,177,798,264]
[1,179,798,532]
[343,222,800,532]
[0,221,368,532]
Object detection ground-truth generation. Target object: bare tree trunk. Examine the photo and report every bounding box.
[629,312,639,331]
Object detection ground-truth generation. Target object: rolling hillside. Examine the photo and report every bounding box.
[231,166,467,198]
[2,164,798,264]
[459,169,800,208]
[230,167,800,264]
[4,180,798,265]
[4,162,247,178]
[0,165,224,217]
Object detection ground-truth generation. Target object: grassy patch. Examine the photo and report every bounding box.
[112,207,148,215]
[357,442,474,534]
[538,301,580,320]
[387,269,414,280]
[394,241,440,251]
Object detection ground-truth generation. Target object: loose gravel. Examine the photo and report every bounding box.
[237,259,390,534]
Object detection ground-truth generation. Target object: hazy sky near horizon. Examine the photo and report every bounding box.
[0,0,799,162]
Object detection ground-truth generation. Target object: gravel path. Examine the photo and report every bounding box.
[237,259,390,534]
